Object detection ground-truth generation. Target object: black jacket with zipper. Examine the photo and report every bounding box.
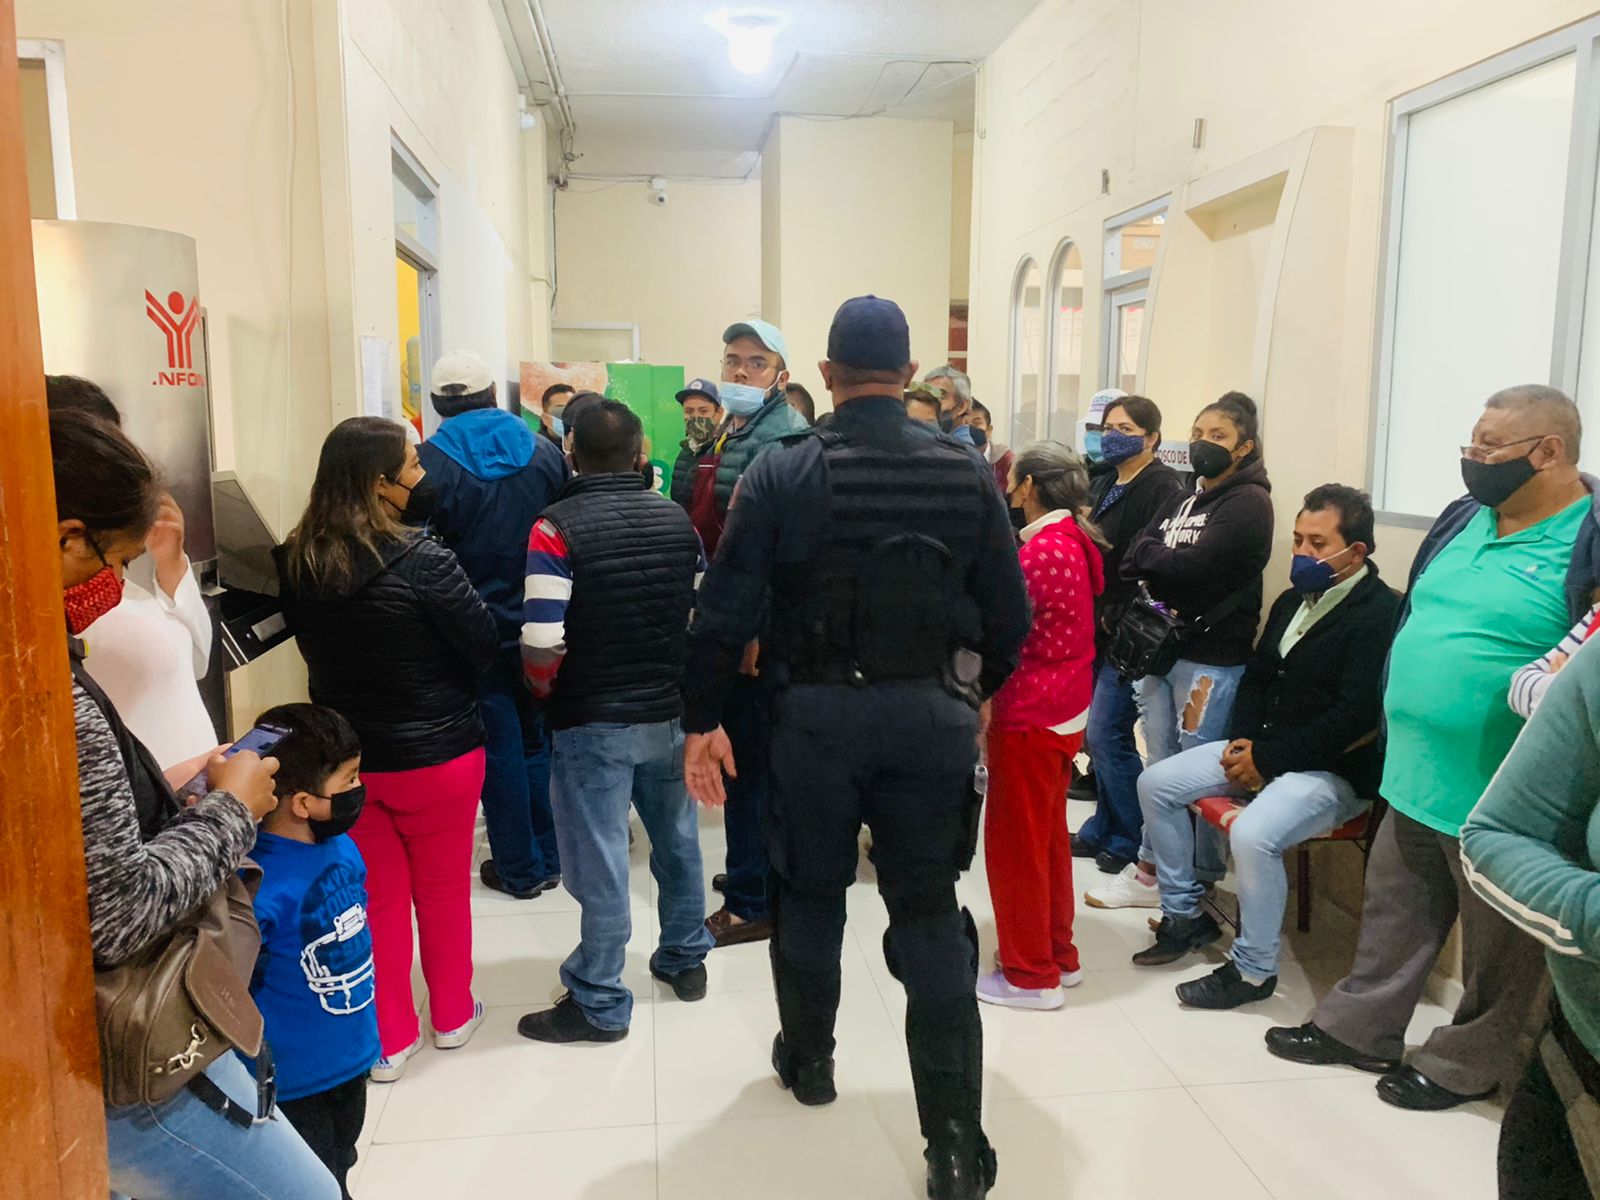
[1089,458,1186,639]
[275,534,497,772]
[1226,566,1400,796]
[1120,457,1274,666]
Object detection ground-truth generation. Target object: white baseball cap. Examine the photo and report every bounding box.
[431,350,494,396]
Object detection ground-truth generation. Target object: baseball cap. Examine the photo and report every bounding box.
[1085,387,1127,426]
[826,296,910,370]
[431,350,493,396]
[675,378,721,406]
[722,319,789,364]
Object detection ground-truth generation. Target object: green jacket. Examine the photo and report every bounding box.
[1461,640,1600,1057]
[713,394,809,514]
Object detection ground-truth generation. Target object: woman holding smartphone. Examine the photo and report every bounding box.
[278,417,498,1081]
[51,408,338,1199]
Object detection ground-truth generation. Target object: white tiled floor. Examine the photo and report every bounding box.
[347,798,1503,1199]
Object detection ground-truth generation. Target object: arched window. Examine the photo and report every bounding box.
[1044,240,1084,441]
[1007,257,1043,444]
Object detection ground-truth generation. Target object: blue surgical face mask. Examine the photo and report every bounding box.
[1289,544,1356,595]
[550,416,565,439]
[720,382,769,418]
[1100,429,1145,465]
[1083,429,1103,460]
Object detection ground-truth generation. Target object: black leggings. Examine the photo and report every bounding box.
[277,1072,368,1200]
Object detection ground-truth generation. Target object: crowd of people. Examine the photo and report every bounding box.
[42,289,1600,1198]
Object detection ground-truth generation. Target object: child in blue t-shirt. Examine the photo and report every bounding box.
[249,703,378,1200]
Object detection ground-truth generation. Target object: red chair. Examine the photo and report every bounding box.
[1188,795,1383,933]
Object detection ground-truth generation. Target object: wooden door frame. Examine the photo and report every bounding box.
[0,3,111,1194]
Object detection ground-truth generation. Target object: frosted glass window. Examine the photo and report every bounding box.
[1379,54,1576,516]
[1046,241,1085,441]
[1574,153,1600,457]
[1009,259,1044,444]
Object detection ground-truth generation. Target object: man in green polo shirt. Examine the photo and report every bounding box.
[1268,384,1600,1112]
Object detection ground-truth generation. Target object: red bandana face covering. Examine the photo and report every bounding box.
[64,566,125,635]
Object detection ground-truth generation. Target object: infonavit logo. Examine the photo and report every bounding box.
[146,289,204,386]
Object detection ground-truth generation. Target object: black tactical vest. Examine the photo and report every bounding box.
[770,424,989,684]
[540,473,701,730]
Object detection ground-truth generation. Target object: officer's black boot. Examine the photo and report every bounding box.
[925,1119,998,1200]
[767,878,845,1107]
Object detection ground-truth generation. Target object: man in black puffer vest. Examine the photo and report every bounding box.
[517,400,714,1045]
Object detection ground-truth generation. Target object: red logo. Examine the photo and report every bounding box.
[146,289,204,386]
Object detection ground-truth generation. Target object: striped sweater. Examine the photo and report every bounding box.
[521,517,573,700]
[1509,601,1600,718]
[74,682,255,969]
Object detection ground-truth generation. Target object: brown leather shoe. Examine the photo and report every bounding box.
[706,905,774,947]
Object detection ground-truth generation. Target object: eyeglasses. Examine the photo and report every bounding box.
[722,354,775,375]
[1460,434,1550,464]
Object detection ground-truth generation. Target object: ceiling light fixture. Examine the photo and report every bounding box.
[706,8,783,76]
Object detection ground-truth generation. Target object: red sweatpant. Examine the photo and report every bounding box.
[350,748,485,1055]
[984,726,1082,990]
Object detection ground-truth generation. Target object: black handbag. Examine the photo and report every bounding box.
[1104,582,1252,682]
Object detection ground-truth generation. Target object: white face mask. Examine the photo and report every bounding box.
[720,382,768,417]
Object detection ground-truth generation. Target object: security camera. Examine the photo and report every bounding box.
[651,190,669,207]
[649,176,668,207]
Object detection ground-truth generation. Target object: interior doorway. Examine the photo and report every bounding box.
[392,138,440,437]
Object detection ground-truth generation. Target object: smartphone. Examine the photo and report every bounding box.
[174,723,291,803]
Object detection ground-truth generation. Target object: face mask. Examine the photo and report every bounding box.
[64,563,124,634]
[968,426,988,449]
[1461,452,1538,510]
[308,783,366,843]
[1189,440,1235,480]
[720,382,768,418]
[1006,490,1028,532]
[550,416,565,440]
[390,472,438,525]
[1100,429,1146,466]
[1083,429,1103,460]
[1289,545,1356,595]
[684,414,717,445]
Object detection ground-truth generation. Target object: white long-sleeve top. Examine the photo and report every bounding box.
[80,553,218,769]
[1508,601,1600,719]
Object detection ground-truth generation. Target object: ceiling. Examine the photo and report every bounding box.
[490,0,1043,179]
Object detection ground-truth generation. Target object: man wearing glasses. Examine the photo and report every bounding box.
[1269,385,1600,1112]
[702,319,810,948]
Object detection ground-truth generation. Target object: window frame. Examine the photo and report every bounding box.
[1006,255,1042,443]
[1043,238,1084,440]
[1368,16,1600,526]
[19,39,76,218]
[1100,195,1169,392]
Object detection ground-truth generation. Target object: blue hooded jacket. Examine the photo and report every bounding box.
[419,406,570,647]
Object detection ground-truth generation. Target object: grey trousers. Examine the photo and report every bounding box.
[1312,808,1547,1095]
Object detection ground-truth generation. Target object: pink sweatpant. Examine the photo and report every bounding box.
[351,748,485,1056]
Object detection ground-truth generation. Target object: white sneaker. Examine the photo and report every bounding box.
[1061,968,1085,988]
[977,969,1065,1011]
[370,1035,423,1083]
[1085,863,1161,909]
[432,1000,485,1050]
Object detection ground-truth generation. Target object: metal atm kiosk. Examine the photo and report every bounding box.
[32,219,292,737]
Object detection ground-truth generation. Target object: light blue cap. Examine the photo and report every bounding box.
[723,318,789,364]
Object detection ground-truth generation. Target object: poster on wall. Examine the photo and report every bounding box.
[519,360,688,492]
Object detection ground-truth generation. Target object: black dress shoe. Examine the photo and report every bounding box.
[711,873,728,895]
[1131,912,1222,966]
[1067,773,1098,802]
[1070,835,1104,860]
[1175,962,1277,1010]
[1263,1022,1399,1074]
[925,1119,998,1200]
[651,960,708,1002]
[772,1034,836,1106]
[1376,1066,1495,1111]
[479,860,558,900]
[1095,849,1133,875]
[517,994,628,1044]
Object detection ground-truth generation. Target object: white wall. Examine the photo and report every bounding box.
[951,131,974,304]
[553,178,761,381]
[763,116,954,407]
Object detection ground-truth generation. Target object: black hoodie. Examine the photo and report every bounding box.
[275,535,498,772]
[1089,458,1186,632]
[1119,457,1273,666]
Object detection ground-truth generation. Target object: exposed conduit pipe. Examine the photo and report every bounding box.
[526,0,577,183]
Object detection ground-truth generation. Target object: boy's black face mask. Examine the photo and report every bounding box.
[309,783,367,843]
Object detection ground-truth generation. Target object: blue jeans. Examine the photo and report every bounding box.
[107,1051,339,1200]
[550,719,715,1029]
[1076,665,1144,860]
[1136,658,1246,761]
[479,649,560,890]
[1139,740,1367,978]
[721,674,771,920]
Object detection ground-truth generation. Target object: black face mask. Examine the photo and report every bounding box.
[309,783,366,843]
[1461,453,1538,510]
[1006,491,1028,532]
[392,473,438,525]
[968,426,988,449]
[1188,440,1236,480]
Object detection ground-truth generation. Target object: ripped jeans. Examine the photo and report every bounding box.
[1135,659,1245,873]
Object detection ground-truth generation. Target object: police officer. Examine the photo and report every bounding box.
[683,297,1029,1200]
